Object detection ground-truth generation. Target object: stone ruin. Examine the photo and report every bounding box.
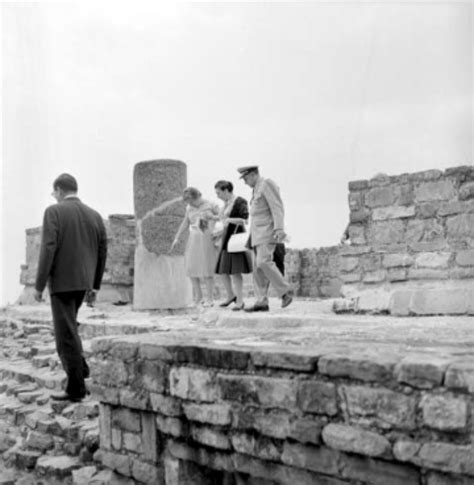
[19,162,474,316]
[1,160,472,485]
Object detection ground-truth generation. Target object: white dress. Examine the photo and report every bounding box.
[184,200,219,277]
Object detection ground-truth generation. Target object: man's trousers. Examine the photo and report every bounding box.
[253,243,291,300]
[50,290,89,398]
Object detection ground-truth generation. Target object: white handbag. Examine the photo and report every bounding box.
[227,231,249,253]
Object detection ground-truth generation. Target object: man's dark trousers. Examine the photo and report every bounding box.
[50,291,89,399]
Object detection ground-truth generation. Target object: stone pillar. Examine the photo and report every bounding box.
[133,160,192,309]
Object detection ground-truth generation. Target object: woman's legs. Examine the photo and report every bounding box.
[204,276,215,305]
[190,277,202,305]
[220,274,235,300]
[231,273,244,306]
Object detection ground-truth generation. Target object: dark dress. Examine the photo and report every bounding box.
[215,196,253,275]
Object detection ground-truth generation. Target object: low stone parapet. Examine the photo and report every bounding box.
[91,321,473,485]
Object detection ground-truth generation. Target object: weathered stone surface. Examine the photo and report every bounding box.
[455,250,474,266]
[409,289,469,315]
[111,408,141,433]
[218,375,297,410]
[93,359,128,387]
[183,403,231,426]
[426,471,474,485]
[169,367,218,403]
[318,353,396,382]
[387,268,408,281]
[459,181,474,200]
[420,394,468,431]
[368,220,406,245]
[141,412,159,462]
[24,430,54,451]
[444,362,474,392]
[131,459,163,484]
[388,290,412,316]
[191,426,231,449]
[350,208,371,223]
[322,423,390,457]
[288,417,323,445]
[349,179,368,191]
[366,186,398,208]
[141,214,185,256]
[232,408,292,440]
[372,205,415,221]
[415,180,457,202]
[406,219,445,246]
[231,432,281,461]
[100,450,132,477]
[347,224,366,245]
[340,385,417,429]
[149,393,182,417]
[297,381,337,415]
[36,455,81,477]
[71,466,97,485]
[383,254,414,268]
[281,442,340,475]
[408,268,449,280]
[123,431,142,453]
[251,348,319,371]
[130,359,167,394]
[446,214,474,238]
[395,357,449,388]
[339,256,359,272]
[415,252,451,268]
[417,202,440,219]
[363,270,386,283]
[156,415,186,438]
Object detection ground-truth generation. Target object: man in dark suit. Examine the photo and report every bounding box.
[35,174,107,402]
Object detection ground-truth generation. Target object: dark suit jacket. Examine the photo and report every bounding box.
[35,197,108,295]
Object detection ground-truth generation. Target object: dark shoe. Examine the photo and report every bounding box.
[281,290,294,309]
[232,303,245,312]
[51,392,84,403]
[219,296,237,307]
[244,303,269,312]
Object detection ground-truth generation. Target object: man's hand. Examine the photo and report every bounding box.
[34,290,43,303]
[273,229,286,243]
[85,290,97,307]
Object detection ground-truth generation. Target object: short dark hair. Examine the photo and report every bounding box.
[53,173,78,192]
[214,180,234,192]
[183,187,201,200]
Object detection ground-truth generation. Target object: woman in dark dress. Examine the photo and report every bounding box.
[214,180,253,311]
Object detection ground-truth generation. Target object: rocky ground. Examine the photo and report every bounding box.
[0,299,473,484]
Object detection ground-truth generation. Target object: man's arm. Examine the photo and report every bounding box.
[93,218,108,290]
[35,207,59,294]
[262,179,285,231]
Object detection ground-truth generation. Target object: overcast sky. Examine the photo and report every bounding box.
[1,2,472,305]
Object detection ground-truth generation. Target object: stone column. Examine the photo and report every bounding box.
[133,160,192,309]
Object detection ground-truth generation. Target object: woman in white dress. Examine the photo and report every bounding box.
[171,187,220,306]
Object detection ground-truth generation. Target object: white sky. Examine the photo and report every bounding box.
[1,2,473,305]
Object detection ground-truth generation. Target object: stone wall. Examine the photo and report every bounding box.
[18,215,136,304]
[90,333,473,484]
[336,165,474,314]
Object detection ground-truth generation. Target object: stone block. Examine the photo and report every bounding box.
[218,375,297,410]
[456,250,474,266]
[24,430,54,451]
[349,208,371,224]
[418,443,474,475]
[169,367,218,403]
[409,289,469,315]
[459,181,474,200]
[322,423,390,457]
[339,453,420,485]
[347,224,366,245]
[100,450,131,477]
[131,460,164,484]
[355,288,392,313]
[339,385,417,429]
[368,220,406,245]
[191,426,231,450]
[447,214,474,238]
[318,353,396,382]
[288,417,323,445]
[395,357,449,388]
[123,432,142,454]
[35,455,81,477]
[93,359,128,387]
[408,268,449,280]
[348,192,364,210]
[426,471,474,485]
[450,267,474,279]
[383,254,414,268]
[111,408,141,433]
[297,381,337,415]
[232,408,292,440]
[281,442,340,476]
[251,348,319,371]
[366,186,398,208]
[393,440,421,462]
[149,393,182,417]
[387,268,408,281]
[420,394,468,431]
[363,270,386,283]
[349,179,368,191]
[417,202,440,218]
[98,404,112,450]
[119,389,150,410]
[415,180,457,202]
[131,360,168,394]
[340,256,359,272]
[176,345,249,370]
[415,252,451,268]
[372,205,415,221]
[231,432,281,461]
[183,403,232,426]
[339,245,372,256]
[444,362,474,392]
[111,428,121,450]
[109,341,138,362]
[340,272,362,283]
[388,290,412,316]
[156,415,186,438]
